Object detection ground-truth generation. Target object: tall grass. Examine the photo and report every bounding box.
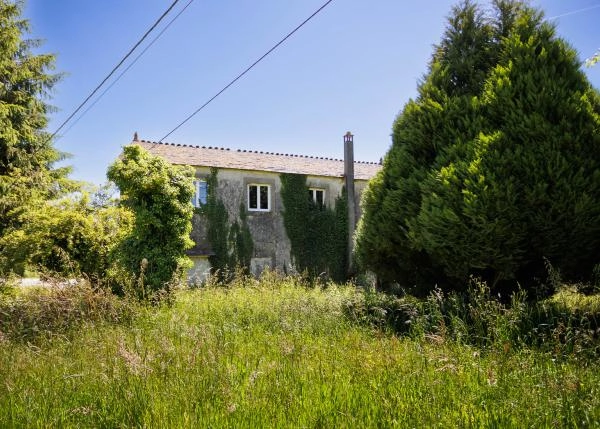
[0,281,134,343]
[345,278,600,359]
[1,273,599,427]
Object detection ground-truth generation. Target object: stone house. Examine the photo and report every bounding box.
[131,133,381,280]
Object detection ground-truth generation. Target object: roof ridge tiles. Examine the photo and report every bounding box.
[135,138,377,165]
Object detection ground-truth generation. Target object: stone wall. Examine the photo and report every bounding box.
[189,167,368,276]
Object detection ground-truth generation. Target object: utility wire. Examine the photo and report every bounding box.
[158,0,335,142]
[49,0,182,141]
[62,0,196,137]
[548,3,600,20]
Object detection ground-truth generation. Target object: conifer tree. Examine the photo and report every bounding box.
[355,0,495,292]
[355,0,600,294]
[0,0,71,238]
[414,3,600,290]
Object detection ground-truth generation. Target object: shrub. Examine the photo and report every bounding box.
[344,281,600,358]
[0,195,132,281]
[107,145,194,299]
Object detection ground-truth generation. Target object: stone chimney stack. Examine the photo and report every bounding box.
[344,131,356,275]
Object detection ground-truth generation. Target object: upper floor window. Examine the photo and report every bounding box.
[192,180,208,207]
[248,184,270,211]
[308,188,325,207]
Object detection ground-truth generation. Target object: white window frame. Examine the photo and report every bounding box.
[308,187,325,207]
[192,180,208,208]
[248,184,271,212]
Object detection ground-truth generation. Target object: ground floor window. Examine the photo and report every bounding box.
[248,184,270,211]
[192,180,208,207]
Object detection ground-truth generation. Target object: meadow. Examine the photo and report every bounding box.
[1,274,599,428]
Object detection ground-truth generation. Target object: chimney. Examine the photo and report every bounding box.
[344,131,356,275]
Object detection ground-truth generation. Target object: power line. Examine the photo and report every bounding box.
[62,0,196,137]
[49,0,182,141]
[547,3,600,20]
[158,0,335,143]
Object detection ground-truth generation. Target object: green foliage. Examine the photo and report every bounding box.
[203,168,229,272]
[0,281,134,343]
[201,168,253,278]
[280,173,347,282]
[586,50,600,67]
[356,0,600,295]
[229,203,254,269]
[0,0,74,238]
[107,145,194,298]
[344,279,600,358]
[2,278,600,427]
[0,193,132,281]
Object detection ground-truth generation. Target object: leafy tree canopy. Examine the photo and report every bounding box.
[107,145,195,298]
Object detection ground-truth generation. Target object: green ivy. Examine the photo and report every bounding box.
[230,203,253,269]
[200,168,253,278]
[280,173,348,282]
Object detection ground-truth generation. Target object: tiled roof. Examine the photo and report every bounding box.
[133,139,382,181]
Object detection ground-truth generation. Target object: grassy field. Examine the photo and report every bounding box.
[1,275,599,427]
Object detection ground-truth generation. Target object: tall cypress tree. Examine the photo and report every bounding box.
[0,0,71,238]
[355,0,495,293]
[414,2,600,290]
[356,0,600,294]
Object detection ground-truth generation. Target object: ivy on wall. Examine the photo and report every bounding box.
[229,203,253,269]
[280,173,348,282]
[198,168,253,277]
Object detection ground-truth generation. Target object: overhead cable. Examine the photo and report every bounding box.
[61,0,196,137]
[158,0,335,142]
[49,0,182,141]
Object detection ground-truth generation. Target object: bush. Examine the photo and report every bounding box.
[0,195,132,281]
[107,145,195,299]
[344,281,600,358]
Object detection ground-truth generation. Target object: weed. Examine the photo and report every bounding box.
[1,275,599,427]
[0,280,135,342]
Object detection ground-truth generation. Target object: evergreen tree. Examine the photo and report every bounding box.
[0,0,71,238]
[355,0,600,295]
[355,0,495,293]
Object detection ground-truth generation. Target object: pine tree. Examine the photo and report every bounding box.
[0,0,71,238]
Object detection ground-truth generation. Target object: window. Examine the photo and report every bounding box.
[308,188,325,207]
[192,180,208,207]
[248,184,270,211]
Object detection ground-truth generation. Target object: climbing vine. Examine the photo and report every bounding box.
[229,203,253,269]
[280,173,348,282]
[199,168,253,278]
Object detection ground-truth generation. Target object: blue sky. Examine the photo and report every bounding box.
[23,0,600,186]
